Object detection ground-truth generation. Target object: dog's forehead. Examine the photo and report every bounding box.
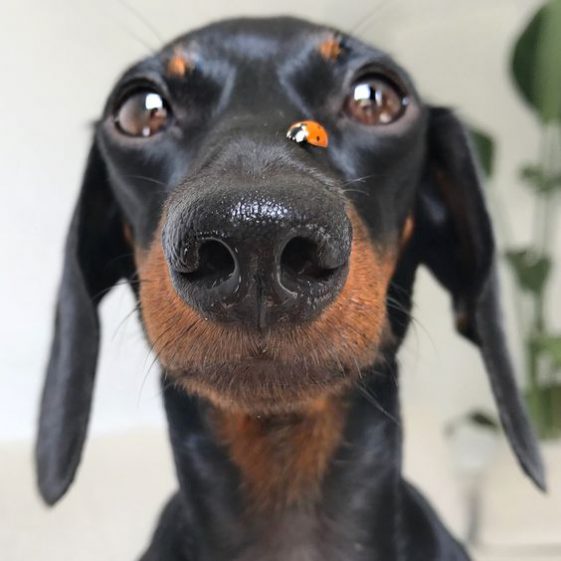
[165,17,343,60]
[172,16,326,52]
[120,17,408,84]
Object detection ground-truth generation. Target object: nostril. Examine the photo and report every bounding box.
[280,237,338,283]
[183,240,236,287]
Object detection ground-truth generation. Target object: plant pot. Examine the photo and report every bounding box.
[476,438,561,556]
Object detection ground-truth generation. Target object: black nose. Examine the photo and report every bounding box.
[163,182,351,328]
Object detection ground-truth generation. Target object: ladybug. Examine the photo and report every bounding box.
[286,120,329,148]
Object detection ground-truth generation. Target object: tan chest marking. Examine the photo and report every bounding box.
[212,396,347,512]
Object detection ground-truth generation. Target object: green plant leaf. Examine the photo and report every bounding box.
[520,163,561,193]
[445,409,500,436]
[505,248,551,294]
[470,128,495,177]
[511,0,561,123]
[467,410,500,431]
[520,164,547,192]
[533,334,561,368]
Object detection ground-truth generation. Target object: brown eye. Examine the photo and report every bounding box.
[345,76,407,125]
[114,90,170,137]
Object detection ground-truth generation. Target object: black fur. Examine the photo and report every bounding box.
[36,17,544,561]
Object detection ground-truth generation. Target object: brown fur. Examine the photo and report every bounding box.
[400,215,414,249]
[211,396,347,511]
[137,207,396,414]
[167,49,193,78]
[123,223,133,246]
[318,34,342,61]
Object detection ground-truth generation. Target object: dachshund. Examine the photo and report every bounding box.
[36,16,545,561]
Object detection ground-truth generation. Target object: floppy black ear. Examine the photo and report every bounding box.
[417,107,545,490]
[36,141,132,505]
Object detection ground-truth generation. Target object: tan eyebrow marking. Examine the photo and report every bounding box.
[318,34,343,61]
[400,215,415,249]
[167,48,193,78]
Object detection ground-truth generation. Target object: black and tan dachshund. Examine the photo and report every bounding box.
[36,17,545,561]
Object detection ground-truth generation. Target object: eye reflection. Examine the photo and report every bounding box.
[114,90,170,137]
[346,76,407,125]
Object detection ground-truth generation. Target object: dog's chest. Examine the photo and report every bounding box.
[233,509,333,561]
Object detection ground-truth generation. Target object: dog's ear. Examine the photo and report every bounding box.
[36,140,132,505]
[416,106,545,490]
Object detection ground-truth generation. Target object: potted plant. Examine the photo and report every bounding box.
[472,0,561,440]
[458,0,561,554]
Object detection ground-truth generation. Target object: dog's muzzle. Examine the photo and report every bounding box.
[162,178,352,328]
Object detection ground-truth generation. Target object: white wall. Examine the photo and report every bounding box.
[0,0,554,451]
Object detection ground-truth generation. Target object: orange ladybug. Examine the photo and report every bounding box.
[286,120,329,148]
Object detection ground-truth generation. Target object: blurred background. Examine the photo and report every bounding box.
[1,0,560,559]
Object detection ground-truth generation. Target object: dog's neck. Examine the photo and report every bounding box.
[163,360,403,560]
[208,396,348,511]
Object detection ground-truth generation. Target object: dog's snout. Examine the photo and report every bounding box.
[163,182,352,328]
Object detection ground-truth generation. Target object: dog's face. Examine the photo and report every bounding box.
[99,18,424,413]
[36,17,544,506]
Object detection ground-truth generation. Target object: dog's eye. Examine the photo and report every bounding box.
[345,76,407,125]
[114,91,170,137]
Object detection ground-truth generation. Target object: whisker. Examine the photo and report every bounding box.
[342,188,369,197]
[345,0,387,36]
[356,376,400,426]
[116,0,165,49]
[349,0,399,39]
[136,327,178,404]
[105,251,136,268]
[119,24,159,55]
[89,273,149,303]
[111,302,141,341]
[341,172,386,187]
[122,174,169,190]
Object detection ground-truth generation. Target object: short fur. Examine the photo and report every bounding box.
[36,17,545,561]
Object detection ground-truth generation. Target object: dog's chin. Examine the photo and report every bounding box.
[168,358,355,415]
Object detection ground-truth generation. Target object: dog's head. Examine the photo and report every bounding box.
[36,17,544,505]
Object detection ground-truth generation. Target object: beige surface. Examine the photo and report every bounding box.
[1,430,176,561]
[4,420,559,560]
[3,424,455,560]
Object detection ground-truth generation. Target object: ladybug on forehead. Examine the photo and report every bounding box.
[286,120,329,148]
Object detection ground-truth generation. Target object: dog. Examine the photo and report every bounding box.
[36,16,545,561]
